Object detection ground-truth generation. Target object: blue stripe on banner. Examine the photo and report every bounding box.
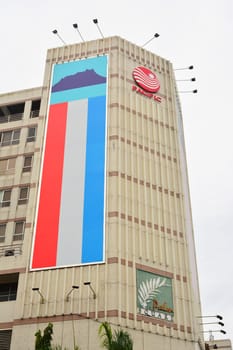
[81,96,106,263]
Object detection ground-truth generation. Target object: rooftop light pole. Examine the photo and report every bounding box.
[72,23,85,42]
[176,77,196,82]
[202,330,227,335]
[174,65,194,71]
[52,29,66,45]
[93,19,104,38]
[199,316,226,341]
[200,322,224,327]
[197,315,223,321]
[142,33,160,48]
[179,89,198,94]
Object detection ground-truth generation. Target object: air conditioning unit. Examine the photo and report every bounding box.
[4,249,14,256]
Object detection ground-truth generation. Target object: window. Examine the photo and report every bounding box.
[0,330,12,350]
[22,155,33,172]
[13,221,25,241]
[0,223,6,242]
[30,100,41,118]
[0,189,11,207]
[18,187,29,205]
[0,157,16,175]
[0,102,24,124]
[0,283,17,301]
[0,273,18,302]
[27,126,37,142]
[0,129,20,146]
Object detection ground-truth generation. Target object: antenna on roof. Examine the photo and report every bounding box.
[52,29,66,45]
[73,23,85,42]
[93,18,104,38]
[142,33,160,48]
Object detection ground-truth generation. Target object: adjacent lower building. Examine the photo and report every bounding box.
[206,339,232,350]
[0,36,203,350]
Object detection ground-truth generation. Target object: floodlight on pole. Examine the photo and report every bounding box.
[93,18,104,38]
[65,285,79,302]
[197,315,223,321]
[179,89,198,94]
[83,281,96,299]
[176,77,196,82]
[32,287,45,304]
[200,322,224,327]
[72,23,85,42]
[202,330,226,335]
[142,33,160,48]
[174,65,194,71]
[202,329,227,342]
[52,29,66,45]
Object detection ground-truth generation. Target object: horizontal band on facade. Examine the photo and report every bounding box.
[108,170,181,198]
[0,123,38,134]
[107,258,187,283]
[0,92,41,106]
[46,43,169,78]
[107,211,184,239]
[109,103,176,131]
[0,151,38,161]
[47,46,120,64]
[136,263,173,278]
[0,267,26,275]
[0,182,36,191]
[0,322,13,330]
[109,134,177,164]
[11,310,191,334]
[0,217,27,224]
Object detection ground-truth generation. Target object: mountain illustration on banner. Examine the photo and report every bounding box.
[52,69,107,92]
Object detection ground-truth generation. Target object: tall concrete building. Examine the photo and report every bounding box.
[0,36,203,350]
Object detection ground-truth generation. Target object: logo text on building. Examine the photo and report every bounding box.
[132,66,161,103]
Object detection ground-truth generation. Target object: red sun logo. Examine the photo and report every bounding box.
[133,66,160,93]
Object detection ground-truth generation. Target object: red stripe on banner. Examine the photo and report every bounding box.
[31,103,68,269]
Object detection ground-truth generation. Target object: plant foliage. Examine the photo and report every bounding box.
[98,322,133,350]
[35,323,53,350]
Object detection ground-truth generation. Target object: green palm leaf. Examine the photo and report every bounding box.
[138,277,168,308]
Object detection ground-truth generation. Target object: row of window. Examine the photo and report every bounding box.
[0,109,39,123]
[0,154,33,175]
[0,221,25,242]
[0,126,37,147]
[0,186,30,208]
[0,99,40,124]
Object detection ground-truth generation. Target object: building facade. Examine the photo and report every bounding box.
[0,36,203,350]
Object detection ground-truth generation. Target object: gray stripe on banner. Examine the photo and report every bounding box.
[57,99,88,266]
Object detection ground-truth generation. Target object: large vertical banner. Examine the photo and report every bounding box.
[31,55,108,270]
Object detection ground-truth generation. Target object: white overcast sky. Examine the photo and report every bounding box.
[0,0,232,343]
